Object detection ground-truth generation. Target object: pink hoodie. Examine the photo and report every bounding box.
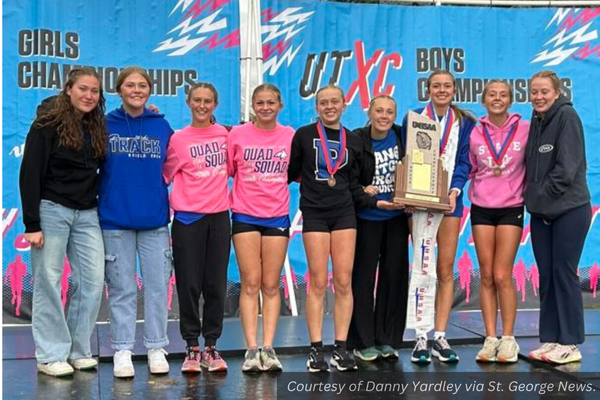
[468,113,529,208]
[228,122,295,218]
[163,124,229,214]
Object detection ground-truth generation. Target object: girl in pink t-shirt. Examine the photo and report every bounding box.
[469,80,529,364]
[228,84,294,372]
[163,82,230,373]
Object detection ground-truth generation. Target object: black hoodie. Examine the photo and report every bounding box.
[524,95,590,220]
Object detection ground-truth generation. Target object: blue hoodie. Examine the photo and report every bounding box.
[99,107,174,230]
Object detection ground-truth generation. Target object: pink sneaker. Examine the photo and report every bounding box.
[181,346,201,373]
[201,346,228,372]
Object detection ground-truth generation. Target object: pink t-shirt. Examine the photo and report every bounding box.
[228,122,295,218]
[163,124,229,214]
[468,113,529,208]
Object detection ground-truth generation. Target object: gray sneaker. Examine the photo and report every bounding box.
[260,347,283,371]
[496,337,519,363]
[476,337,499,362]
[242,348,262,372]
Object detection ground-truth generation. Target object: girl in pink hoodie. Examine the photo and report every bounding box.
[468,80,529,364]
[163,82,230,374]
[227,84,294,372]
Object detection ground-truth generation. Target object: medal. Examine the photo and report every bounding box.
[425,102,454,156]
[316,121,347,186]
[482,121,519,176]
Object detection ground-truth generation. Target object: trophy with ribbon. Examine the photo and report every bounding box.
[393,111,451,212]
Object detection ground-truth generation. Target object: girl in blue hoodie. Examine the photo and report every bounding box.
[99,67,174,378]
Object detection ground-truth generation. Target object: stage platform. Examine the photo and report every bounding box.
[3,310,600,399]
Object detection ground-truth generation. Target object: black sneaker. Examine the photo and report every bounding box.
[331,347,358,372]
[306,346,329,372]
[410,337,431,364]
[432,336,459,363]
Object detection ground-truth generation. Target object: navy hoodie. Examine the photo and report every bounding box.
[99,107,174,230]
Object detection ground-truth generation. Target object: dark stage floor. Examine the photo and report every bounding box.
[3,310,600,399]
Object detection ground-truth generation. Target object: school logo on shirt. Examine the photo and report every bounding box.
[108,134,161,159]
[539,144,554,153]
[312,138,348,181]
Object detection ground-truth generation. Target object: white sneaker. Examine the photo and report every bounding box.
[242,348,262,372]
[113,350,135,378]
[37,361,74,377]
[68,357,98,370]
[542,344,582,365]
[148,348,170,374]
[496,337,519,363]
[528,343,557,361]
[476,337,498,362]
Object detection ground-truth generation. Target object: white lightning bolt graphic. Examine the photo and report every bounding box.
[532,47,579,66]
[262,8,314,43]
[546,8,578,29]
[169,9,226,35]
[154,35,206,57]
[533,8,599,66]
[263,44,303,76]
[262,24,304,43]
[270,7,314,26]
[261,7,315,74]
[156,6,229,56]
[545,22,598,47]
[169,0,196,16]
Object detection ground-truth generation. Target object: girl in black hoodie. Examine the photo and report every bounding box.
[525,70,591,365]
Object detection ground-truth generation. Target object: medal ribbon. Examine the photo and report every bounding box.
[316,121,347,177]
[482,121,519,167]
[426,102,454,156]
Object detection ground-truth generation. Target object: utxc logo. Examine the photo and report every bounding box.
[532,8,600,66]
[300,41,402,110]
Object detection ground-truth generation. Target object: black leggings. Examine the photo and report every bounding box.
[348,214,410,349]
[172,211,231,347]
[530,203,591,345]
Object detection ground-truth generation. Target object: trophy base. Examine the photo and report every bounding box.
[393,193,452,212]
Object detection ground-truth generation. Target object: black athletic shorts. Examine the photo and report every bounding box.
[470,204,524,228]
[302,213,357,233]
[231,220,289,237]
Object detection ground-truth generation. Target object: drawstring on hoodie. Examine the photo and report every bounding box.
[124,109,144,144]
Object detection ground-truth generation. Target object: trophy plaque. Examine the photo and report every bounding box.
[393,111,451,211]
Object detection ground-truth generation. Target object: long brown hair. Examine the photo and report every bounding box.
[426,70,475,123]
[35,67,107,159]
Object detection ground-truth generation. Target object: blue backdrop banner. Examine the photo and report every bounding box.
[3,0,600,322]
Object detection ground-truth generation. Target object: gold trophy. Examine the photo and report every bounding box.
[393,111,451,212]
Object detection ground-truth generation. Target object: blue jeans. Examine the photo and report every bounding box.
[31,200,105,363]
[103,227,172,350]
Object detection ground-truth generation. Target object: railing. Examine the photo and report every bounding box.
[379,0,600,6]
